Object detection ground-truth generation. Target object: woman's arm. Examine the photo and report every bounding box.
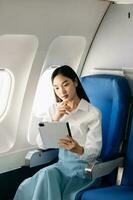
[80,111,102,160]
[58,109,102,158]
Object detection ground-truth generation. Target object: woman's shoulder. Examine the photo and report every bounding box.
[82,99,101,117]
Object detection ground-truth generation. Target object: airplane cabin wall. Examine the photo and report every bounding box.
[82,4,133,94]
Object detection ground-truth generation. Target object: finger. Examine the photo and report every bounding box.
[58,142,74,150]
[59,138,73,143]
[58,108,67,114]
[65,105,71,109]
[62,101,68,105]
[67,135,74,142]
[59,139,71,143]
[58,105,66,110]
[60,101,68,107]
[58,141,70,148]
[60,105,69,111]
[59,139,74,147]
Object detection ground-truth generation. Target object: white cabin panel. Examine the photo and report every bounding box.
[82,4,133,73]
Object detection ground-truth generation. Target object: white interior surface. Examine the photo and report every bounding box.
[107,0,133,4]
[82,4,133,95]
[0,35,38,153]
[0,69,14,120]
[42,36,87,74]
[82,4,133,73]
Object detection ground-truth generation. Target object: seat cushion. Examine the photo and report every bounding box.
[81,186,133,200]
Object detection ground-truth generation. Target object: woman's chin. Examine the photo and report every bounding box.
[63,99,68,102]
[62,96,69,102]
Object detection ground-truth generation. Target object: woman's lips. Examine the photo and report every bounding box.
[62,95,68,99]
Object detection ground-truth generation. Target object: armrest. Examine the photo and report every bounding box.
[85,157,124,180]
[25,149,58,168]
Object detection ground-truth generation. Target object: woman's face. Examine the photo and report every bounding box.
[53,74,78,102]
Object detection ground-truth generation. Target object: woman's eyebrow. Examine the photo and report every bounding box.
[53,80,68,87]
[62,80,69,84]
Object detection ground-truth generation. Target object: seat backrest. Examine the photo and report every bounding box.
[80,74,131,161]
[121,113,133,186]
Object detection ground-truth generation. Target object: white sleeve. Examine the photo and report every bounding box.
[80,111,102,161]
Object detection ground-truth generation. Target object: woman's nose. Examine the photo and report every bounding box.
[61,87,66,94]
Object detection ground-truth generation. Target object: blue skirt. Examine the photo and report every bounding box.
[14,149,100,200]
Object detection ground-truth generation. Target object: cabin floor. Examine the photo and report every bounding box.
[0,158,58,200]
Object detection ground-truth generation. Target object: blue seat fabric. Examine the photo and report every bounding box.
[80,74,131,161]
[77,116,133,200]
[80,186,133,200]
[75,74,132,200]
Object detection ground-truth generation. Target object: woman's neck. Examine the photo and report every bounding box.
[66,96,81,111]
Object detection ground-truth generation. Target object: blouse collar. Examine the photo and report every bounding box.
[76,98,89,112]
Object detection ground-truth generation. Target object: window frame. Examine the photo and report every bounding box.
[0,68,14,121]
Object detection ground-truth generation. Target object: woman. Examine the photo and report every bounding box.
[14,65,102,200]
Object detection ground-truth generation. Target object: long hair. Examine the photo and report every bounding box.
[51,65,90,103]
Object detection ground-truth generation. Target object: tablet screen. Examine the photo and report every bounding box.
[39,122,71,149]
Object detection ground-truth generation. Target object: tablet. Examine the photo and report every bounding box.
[39,122,71,149]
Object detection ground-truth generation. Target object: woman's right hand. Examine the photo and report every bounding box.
[52,101,71,121]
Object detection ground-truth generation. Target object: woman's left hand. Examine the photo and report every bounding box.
[58,136,84,155]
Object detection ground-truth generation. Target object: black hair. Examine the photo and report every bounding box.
[51,65,90,103]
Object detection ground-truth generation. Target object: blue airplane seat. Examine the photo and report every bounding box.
[76,111,133,200]
[80,74,131,161]
[75,74,131,200]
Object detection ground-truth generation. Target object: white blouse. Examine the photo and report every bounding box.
[36,98,102,161]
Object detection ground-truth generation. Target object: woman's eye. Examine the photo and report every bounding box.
[64,83,69,87]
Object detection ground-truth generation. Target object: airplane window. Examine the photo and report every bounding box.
[28,66,57,145]
[32,66,56,117]
[0,69,14,121]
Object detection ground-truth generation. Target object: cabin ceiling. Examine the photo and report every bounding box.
[101,0,133,4]
[0,0,109,51]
